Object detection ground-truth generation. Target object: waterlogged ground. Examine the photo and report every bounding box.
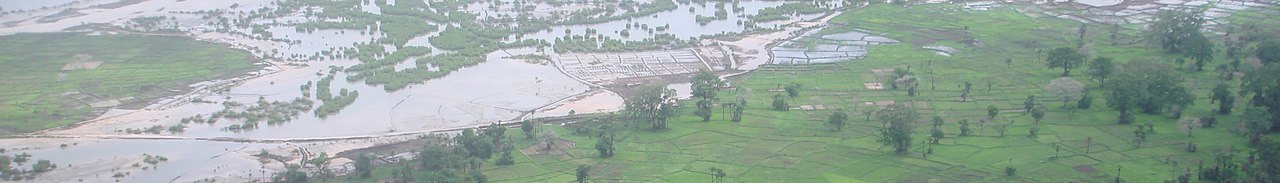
[0,0,842,182]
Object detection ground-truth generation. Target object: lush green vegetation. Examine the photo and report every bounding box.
[335,3,1280,182]
[750,2,829,22]
[0,33,258,134]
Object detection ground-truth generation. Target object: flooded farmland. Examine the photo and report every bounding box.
[0,0,846,181]
[3,0,1274,182]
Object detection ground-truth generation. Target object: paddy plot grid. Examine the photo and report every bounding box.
[555,49,710,83]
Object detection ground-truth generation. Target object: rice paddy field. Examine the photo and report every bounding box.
[332,3,1274,183]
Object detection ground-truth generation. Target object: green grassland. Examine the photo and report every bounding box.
[0,33,259,134]
[334,4,1271,183]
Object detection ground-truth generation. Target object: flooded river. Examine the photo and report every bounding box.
[0,0,842,182]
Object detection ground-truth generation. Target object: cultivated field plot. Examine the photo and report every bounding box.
[554,48,722,84]
[771,27,899,64]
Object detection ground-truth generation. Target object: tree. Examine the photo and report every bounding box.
[929,116,944,144]
[354,154,374,178]
[828,111,848,132]
[1045,77,1085,108]
[1178,117,1201,137]
[1088,57,1116,87]
[1258,39,1280,65]
[1024,95,1037,113]
[1240,107,1273,145]
[931,116,945,128]
[959,119,972,136]
[595,134,615,158]
[987,105,999,120]
[784,82,802,97]
[1248,139,1280,182]
[483,122,507,143]
[538,130,560,150]
[731,98,745,122]
[1185,33,1214,71]
[521,120,535,139]
[960,81,973,101]
[1031,107,1046,124]
[1078,92,1094,109]
[691,70,724,121]
[888,68,913,90]
[1241,64,1280,130]
[876,103,919,155]
[709,167,727,183]
[1201,153,1240,182]
[1107,60,1193,123]
[1211,83,1235,114]
[1046,47,1086,76]
[930,128,944,144]
[626,86,678,130]
[309,152,335,179]
[495,150,514,166]
[274,164,308,183]
[1134,125,1149,148]
[771,94,789,111]
[1147,8,1206,54]
[576,165,590,183]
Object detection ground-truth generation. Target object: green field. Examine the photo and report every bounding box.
[331,4,1273,183]
[0,33,258,134]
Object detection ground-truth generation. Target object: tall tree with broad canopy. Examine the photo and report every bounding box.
[1258,39,1280,65]
[691,70,724,121]
[1087,57,1116,87]
[626,86,678,130]
[828,111,848,132]
[876,103,919,155]
[1106,60,1193,124]
[1046,47,1087,76]
[1211,83,1236,114]
[1147,8,1206,54]
[1241,64,1280,131]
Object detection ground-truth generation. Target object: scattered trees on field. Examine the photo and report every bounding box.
[772,94,790,111]
[986,105,999,120]
[876,103,918,155]
[1211,83,1236,114]
[784,82,802,97]
[692,70,724,122]
[576,165,590,183]
[1258,40,1280,65]
[1046,77,1085,108]
[627,86,678,130]
[1106,60,1193,124]
[1087,57,1116,87]
[1046,47,1087,76]
[828,111,848,132]
[1240,65,1280,131]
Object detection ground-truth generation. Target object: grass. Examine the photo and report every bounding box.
[0,33,258,134]
[330,3,1274,183]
